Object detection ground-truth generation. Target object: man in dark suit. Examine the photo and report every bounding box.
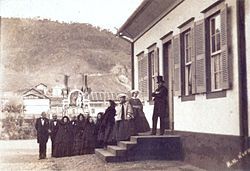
[35,112,50,159]
[49,114,59,157]
[151,76,168,135]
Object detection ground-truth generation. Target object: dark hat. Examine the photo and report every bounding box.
[156,76,165,83]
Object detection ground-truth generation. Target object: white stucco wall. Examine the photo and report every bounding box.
[246,0,250,136]
[134,0,240,136]
[23,99,50,115]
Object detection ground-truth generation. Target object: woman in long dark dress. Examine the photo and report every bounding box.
[72,113,86,155]
[69,115,77,156]
[102,100,116,148]
[53,116,71,158]
[95,112,104,148]
[84,117,96,154]
[129,90,150,133]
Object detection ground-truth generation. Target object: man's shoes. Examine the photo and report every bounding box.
[151,132,156,135]
[40,154,46,159]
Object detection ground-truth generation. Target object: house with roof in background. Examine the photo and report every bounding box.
[117,0,250,170]
[22,87,50,118]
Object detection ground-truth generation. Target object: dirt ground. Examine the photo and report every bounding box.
[0,139,206,171]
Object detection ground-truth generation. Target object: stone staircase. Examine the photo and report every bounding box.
[95,135,182,162]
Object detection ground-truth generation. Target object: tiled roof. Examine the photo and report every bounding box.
[88,92,119,101]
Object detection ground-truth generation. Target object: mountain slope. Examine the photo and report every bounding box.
[0,18,131,92]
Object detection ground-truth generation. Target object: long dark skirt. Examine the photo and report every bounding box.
[84,138,95,154]
[115,119,136,142]
[96,129,105,148]
[134,110,150,133]
[104,123,116,144]
[84,124,96,154]
[72,133,85,155]
[54,142,71,158]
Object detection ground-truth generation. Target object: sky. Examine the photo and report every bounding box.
[0,0,143,33]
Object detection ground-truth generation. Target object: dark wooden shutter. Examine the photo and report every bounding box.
[220,4,229,89]
[154,47,160,76]
[190,26,196,94]
[194,20,206,93]
[139,54,149,100]
[173,35,181,96]
[138,56,142,94]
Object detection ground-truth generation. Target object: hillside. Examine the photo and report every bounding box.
[0,18,131,93]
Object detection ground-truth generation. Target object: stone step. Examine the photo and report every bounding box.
[130,135,181,142]
[95,135,182,163]
[107,145,127,156]
[118,141,137,149]
[95,148,126,162]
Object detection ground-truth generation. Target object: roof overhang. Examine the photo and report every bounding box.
[117,0,184,41]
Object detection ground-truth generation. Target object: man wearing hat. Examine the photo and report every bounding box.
[115,93,135,141]
[151,76,168,135]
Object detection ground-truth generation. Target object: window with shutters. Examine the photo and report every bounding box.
[209,14,223,91]
[182,30,193,95]
[202,2,230,96]
[178,18,196,98]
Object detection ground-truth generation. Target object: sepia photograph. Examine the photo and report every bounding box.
[0,0,249,170]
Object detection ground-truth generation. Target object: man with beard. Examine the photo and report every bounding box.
[49,114,59,157]
[35,112,50,159]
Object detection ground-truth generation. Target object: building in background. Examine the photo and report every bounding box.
[22,88,50,119]
[118,0,249,170]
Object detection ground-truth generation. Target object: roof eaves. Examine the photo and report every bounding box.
[23,88,50,99]
[117,0,151,37]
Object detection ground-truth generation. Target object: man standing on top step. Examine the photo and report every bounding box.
[151,76,168,135]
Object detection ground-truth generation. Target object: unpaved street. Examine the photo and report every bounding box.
[0,139,206,171]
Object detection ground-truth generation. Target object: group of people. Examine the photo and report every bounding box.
[35,75,168,159]
[35,112,98,159]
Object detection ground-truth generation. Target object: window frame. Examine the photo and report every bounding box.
[208,13,223,92]
[206,11,224,92]
[201,0,229,99]
[178,17,195,99]
[147,43,158,102]
[183,30,193,96]
[148,49,158,94]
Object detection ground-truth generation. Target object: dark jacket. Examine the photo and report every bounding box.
[102,106,116,127]
[55,121,71,144]
[102,106,116,143]
[35,117,50,144]
[69,120,78,140]
[49,119,59,141]
[152,85,168,117]
[76,120,86,137]
[95,118,102,136]
[54,119,71,157]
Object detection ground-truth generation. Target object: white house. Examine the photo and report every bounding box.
[117,0,249,170]
[22,88,50,118]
